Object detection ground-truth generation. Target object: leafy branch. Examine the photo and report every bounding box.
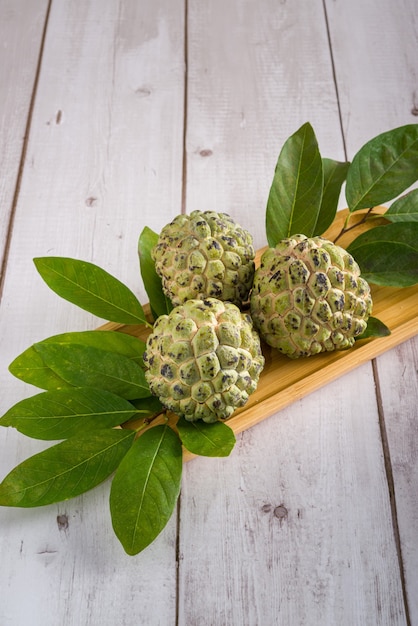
[333,207,375,244]
[266,122,418,288]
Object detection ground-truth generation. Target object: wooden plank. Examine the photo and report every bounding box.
[0,1,185,624]
[177,0,409,623]
[0,0,49,269]
[326,0,418,621]
[179,365,407,624]
[324,0,418,141]
[374,337,418,622]
[0,1,415,625]
[184,0,345,252]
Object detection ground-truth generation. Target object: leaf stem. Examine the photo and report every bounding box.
[134,409,168,433]
[333,207,374,243]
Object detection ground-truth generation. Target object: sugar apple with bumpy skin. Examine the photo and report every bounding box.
[143,298,264,422]
[152,211,255,307]
[250,234,373,358]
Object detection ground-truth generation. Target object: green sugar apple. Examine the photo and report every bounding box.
[250,234,373,358]
[152,211,255,307]
[143,298,264,422]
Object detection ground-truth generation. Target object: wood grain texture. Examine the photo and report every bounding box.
[185,0,345,252]
[326,0,418,621]
[177,0,413,624]
[0,0,49,271]
[0,0,416,624]
[375,337,418,623]
[0,1,184,624]
[179,365,407,625]
[324,0,418,142]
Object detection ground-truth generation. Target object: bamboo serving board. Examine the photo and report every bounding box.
[100,208,418,460]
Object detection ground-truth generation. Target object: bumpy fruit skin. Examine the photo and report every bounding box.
[152,211,255,307]
[143,298,264,423]
[250,234,373,358]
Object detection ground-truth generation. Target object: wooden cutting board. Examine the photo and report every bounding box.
[99,208,418,459]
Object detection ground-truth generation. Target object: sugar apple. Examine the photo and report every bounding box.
[143,298,264,422]
[152,211,255,307]
[250,234,373,358]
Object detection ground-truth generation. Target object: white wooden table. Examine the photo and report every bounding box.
[1,1,417,624]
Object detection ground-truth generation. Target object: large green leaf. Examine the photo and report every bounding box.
[266,122,323,245]
[110,424,182,555]
[347,222,418,286]
[0,388,137,440]
[0,429,135,507]
[345,124,418,213]
[385,189,418,223]
[34,343,151,400]
[9,330,146,391]
[176,416,236,457]
[138,227,173,319]
[314,158,350,235]
[34,256,148,325]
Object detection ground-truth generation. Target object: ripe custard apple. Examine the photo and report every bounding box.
[152,211,255,307]
[250,234,373,358]
[143,298,264,422]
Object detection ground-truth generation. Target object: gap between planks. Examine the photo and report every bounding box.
[180,0,189,216]
[321,0,348,160]
[373,359,412,626]
[0,0,53,303]
[177,3,189,624]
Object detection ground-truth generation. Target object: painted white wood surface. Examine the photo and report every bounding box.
[325,0,418,141]
[179,0,414,624]
[0,0,49,268]
[326,0,418,623]
[375,337,418,622]
[185,0,345,252]
[0,1,184,624]
[0,0,416,625]
[179,365,406,625]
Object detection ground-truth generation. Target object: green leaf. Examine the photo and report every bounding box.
[0,429,135,507]
[313,158,350,235]
[176,416,236,457]
[128,396,164,419]
[110,424,182,555]
[345,124,418,213]
[356,316,391,341]
[138,227,173,319]
[9,344,72,391]
[34,343,151,400]
[34,256,148,325]
[0,388,137,440]
[347,222,418,286]
[385,189,418,223]
[121,396,165,429]
[9,330,146,391]
[266,122,324,245]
